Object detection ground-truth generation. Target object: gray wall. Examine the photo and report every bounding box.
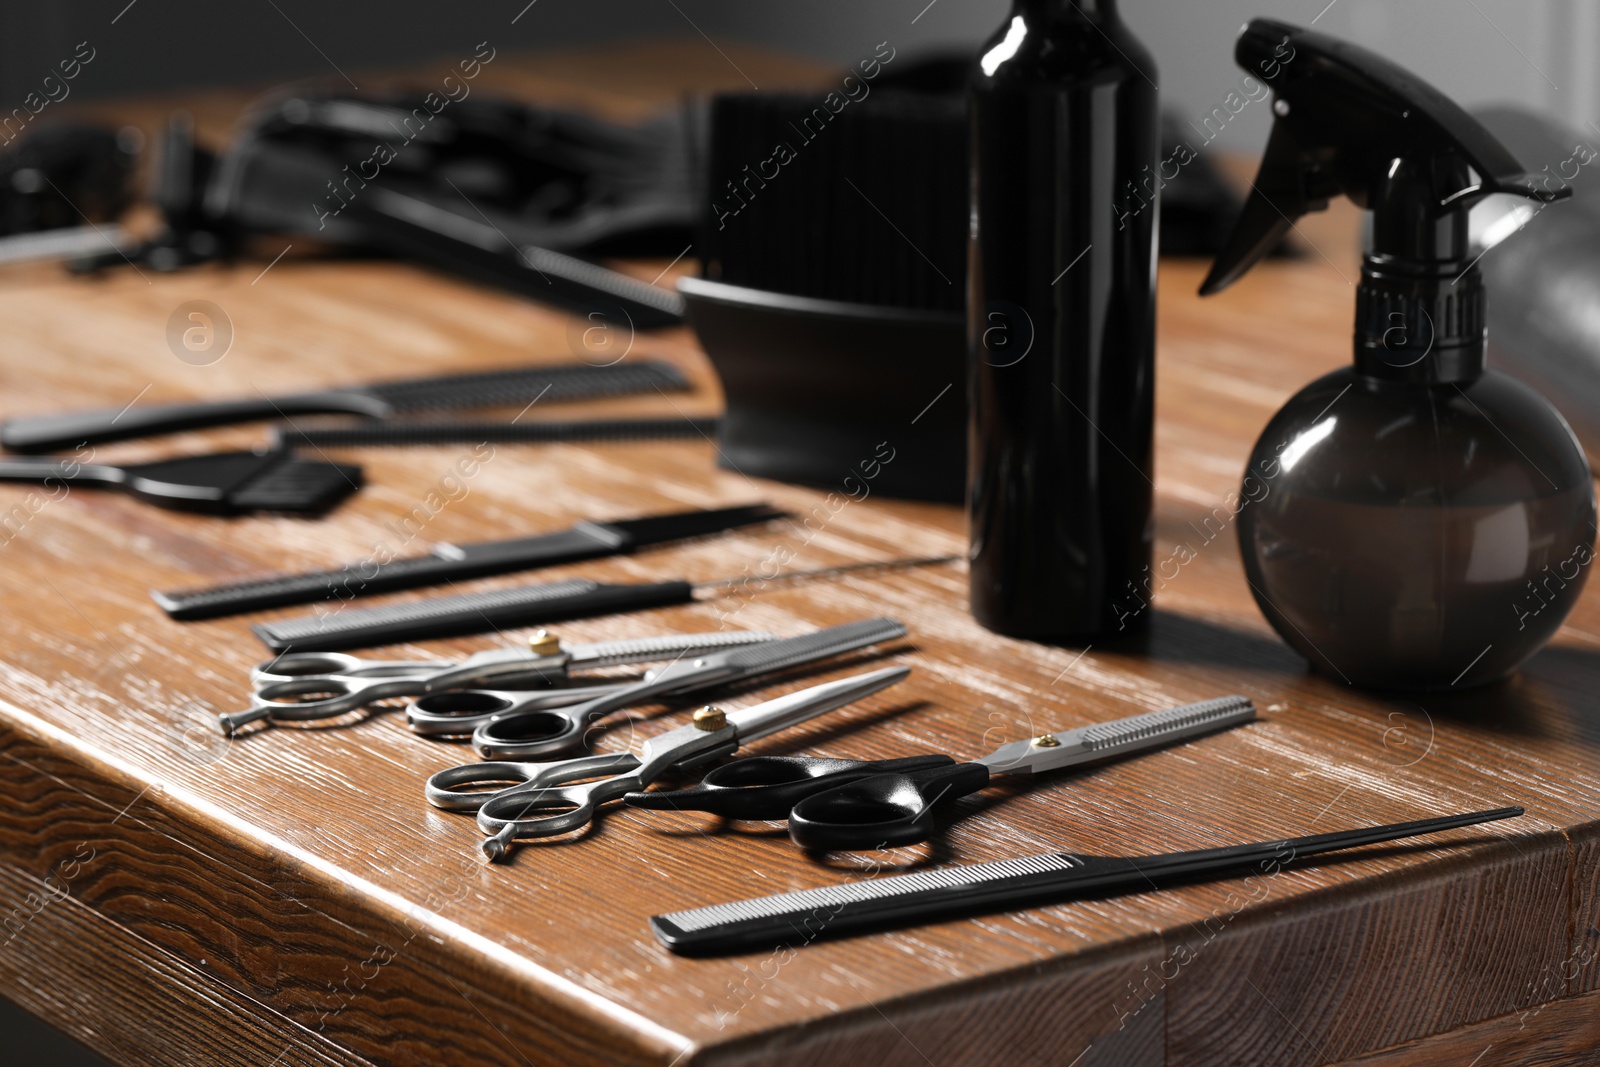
[731,0,1600,147]
[3,1,1594,149]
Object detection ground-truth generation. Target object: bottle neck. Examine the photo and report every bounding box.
[1354,257,1486,385]
[1352,154,1486,385]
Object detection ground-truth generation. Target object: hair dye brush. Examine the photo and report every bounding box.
[0,448,361,515]
[681,69,969,504]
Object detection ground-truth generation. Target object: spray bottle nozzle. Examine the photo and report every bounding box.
[1201,19,1570,384]
[1200,18,1569,298]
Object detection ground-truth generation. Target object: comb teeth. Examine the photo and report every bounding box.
[273,416,719,449]
[154,554,455,616]
[657,853,1083,933]
[256,579,598,645]
[226,459,363,514]
[572,630,776,668]
[1079,695,1255,752]
[721,618,907,673]
[366,360,690,411]
[519,249,689,318]
[703,92,967,312]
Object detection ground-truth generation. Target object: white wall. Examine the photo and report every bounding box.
[706,0,1600,147]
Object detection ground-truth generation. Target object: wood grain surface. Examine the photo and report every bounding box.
[0,40,1598,1067]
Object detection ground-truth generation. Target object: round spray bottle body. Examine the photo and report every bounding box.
[1238,367,1594,690]
[966,0,1160,641]
[1200,18,1598,690]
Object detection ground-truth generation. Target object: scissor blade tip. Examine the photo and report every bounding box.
[837,664,910,689]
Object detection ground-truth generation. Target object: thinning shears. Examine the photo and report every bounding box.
[626,694,1258,850]
[224,629,778,736]
[414,617,908,760]
[426,666,911,860]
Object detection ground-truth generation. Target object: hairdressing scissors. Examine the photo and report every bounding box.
[222,628,778,736]
[414,616,908,760]
[626,694,1258,850]
[426,666,910,860]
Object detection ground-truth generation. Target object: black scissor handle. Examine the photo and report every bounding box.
[787,761,992,851]
[624,755,955,821]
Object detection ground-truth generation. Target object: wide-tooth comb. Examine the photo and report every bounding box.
[0,360,690,453]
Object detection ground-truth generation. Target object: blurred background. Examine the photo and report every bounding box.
[0,1,1593,1062]
[1,0,1594,145]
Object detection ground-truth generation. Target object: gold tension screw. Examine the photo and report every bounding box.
[528,630,561,656]
[693,705,728,731]
[1031,735,1061,748]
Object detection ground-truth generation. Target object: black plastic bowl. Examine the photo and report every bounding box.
[679,276,966,503]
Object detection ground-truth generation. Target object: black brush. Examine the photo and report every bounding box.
[683,84,970,502]
[0,449,361,515]
[697,89,966,311]
[684,61,1253,506]
[0,359,689,453]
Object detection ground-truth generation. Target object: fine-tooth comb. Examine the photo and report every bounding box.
[153,502,784,620]
[651,807,1526,954]
[250,560,945,653]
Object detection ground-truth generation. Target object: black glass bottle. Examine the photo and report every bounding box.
[967,0,1159,641]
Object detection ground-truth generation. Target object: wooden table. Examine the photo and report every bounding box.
[2,43,1598,1067]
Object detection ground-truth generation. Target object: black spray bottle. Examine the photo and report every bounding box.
[967,0,1159,641]
[1203,20,1597,690]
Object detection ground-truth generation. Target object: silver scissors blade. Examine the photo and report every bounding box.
[979,695,1257,776]
[227,629,779,737]
[564,630,779,669]
[708,618,909,681]
[722,666,912,744]
[473,665,912,858]
[470,617,908,759]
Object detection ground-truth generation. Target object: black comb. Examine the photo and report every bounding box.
[269,415,720,449]
[252,577,693,652]
[0,360,689,453]
[651,807,1526,955]
[250,556,952,652]
[0,449,361,515]
[153,502,785,620]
